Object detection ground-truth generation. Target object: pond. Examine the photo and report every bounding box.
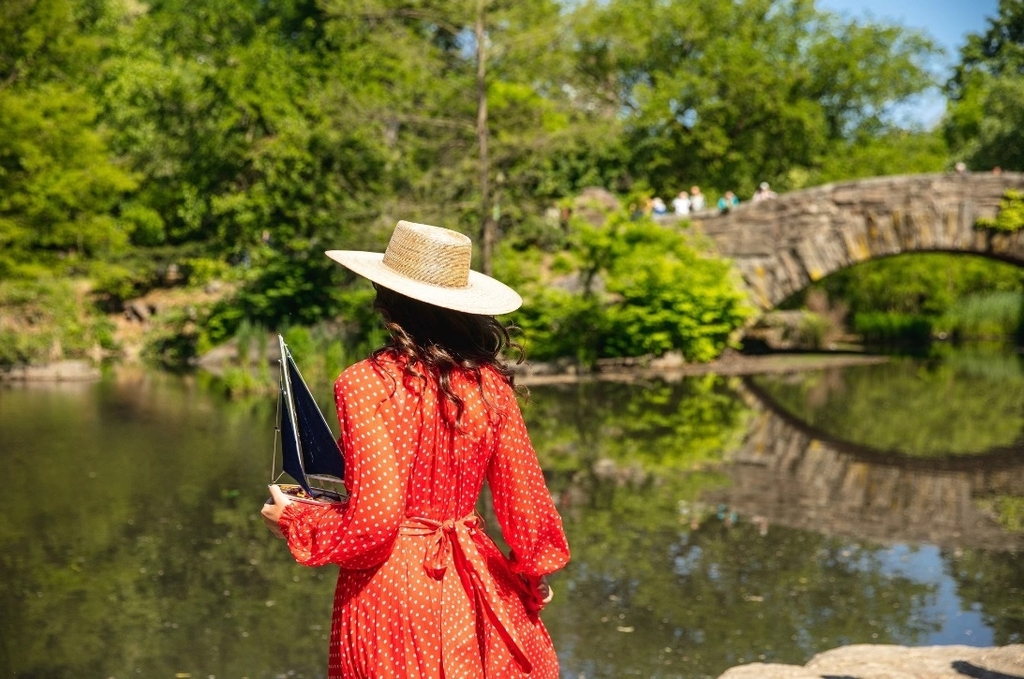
[1,346,1023,679]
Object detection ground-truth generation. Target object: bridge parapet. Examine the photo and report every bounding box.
[686,172,1024,312]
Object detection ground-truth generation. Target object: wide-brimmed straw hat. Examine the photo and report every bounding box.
[325,220,522,315]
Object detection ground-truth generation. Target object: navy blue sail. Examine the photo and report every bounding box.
[278,335,345,500]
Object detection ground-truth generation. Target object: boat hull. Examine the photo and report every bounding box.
[272,483,347,506]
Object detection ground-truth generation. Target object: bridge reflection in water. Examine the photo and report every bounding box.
[708,378,1024,552]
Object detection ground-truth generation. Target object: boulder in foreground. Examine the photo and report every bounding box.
[718,644,1024,679]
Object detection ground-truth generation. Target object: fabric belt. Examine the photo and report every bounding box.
[399,514,532,675]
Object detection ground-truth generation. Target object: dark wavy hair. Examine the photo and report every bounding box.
[370,283,524,423]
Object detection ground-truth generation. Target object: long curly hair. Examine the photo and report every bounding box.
[370,283,524,423]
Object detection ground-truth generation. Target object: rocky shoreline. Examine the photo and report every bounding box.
[716,644,1024,679]
[513,349,889,386]
[0,349,889,385]
[0,359,101,382]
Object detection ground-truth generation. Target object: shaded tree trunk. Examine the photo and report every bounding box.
[475,0,494,275]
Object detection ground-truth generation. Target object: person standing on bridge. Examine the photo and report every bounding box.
[717,190,739,213]
[672,191,691,216]
[690,185,706,212]
[752,182,777,202]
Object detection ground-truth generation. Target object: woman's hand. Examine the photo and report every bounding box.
[523,575,554,612]
[536,576,554,606]
[260,485,293,539]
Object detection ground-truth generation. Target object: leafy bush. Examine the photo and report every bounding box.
[182,258,231,286]
[0,278,113,367]
[143,307,203,366]
[512,287,606,364]
[120,203,166,246]
[975,190,1024,232]
[510,214,752,364]
[595,217,752,362]
[796,313,831,349]
[89,261,139,308]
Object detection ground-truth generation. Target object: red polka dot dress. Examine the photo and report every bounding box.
[277,351,570,678]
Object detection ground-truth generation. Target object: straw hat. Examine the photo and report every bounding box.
[325,220,522,315]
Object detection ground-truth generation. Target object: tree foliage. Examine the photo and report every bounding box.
[0,0,980,363]
[0,0,136,277]
[945,0,1024,170]
[567,0,941,197]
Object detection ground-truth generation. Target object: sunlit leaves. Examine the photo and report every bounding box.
[945,0,1024,170]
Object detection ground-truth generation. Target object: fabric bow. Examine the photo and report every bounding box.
[400,514,533,675]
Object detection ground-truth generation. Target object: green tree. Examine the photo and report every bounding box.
[565,0,940,198]
[0,0,136,277]
[945,0,1024,170]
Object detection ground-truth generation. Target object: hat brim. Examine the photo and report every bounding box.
[325,250,523,316]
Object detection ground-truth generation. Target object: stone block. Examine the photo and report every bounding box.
[866,211,901,256]
[795,238,829,282]
[717,664,819,679]
[911,211,935,249]
[837,216,871,263]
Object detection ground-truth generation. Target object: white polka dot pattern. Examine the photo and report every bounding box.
[278,351,570,678]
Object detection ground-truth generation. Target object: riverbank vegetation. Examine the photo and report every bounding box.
[796,253,1024,349]
[2,0,1023,376]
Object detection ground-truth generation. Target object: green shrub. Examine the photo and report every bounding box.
[512,287,606,364]
[121,203,166,246]
[182,257,231,286]
[510,214,752,364]
[89,261,138,307]
[0,278,111,367]
[975,190,1024,232]
[853,312,933,345]
[143,307,202,366]
[796,312,831,349]
[596,219,752,362]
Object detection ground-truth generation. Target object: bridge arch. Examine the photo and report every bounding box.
[687,172,1024,314]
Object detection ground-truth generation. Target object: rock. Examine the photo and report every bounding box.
[194,342,239,375]
[573,187,621,226]
[0,360,100,382]
[718,663,821,679]
[716,644,1024,679]
[125,300,151,322]
[650,350,685,369]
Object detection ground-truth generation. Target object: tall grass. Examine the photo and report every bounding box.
[937,291,1024,340]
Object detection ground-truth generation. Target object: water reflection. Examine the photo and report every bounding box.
[712,378,1024,552]
[1,353,1022,679]
[748,348,1024,457]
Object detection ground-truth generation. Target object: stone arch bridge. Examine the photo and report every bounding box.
[685,172,1024,314]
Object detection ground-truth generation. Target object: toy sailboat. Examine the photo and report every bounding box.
[270,334,347,505]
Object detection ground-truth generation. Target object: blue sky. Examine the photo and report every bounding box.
[815,0,1000,127]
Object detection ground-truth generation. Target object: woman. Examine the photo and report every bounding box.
[261,220,570,678]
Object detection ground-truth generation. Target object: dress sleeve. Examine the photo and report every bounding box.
[277,363,407,569]
[486,379,570,581]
